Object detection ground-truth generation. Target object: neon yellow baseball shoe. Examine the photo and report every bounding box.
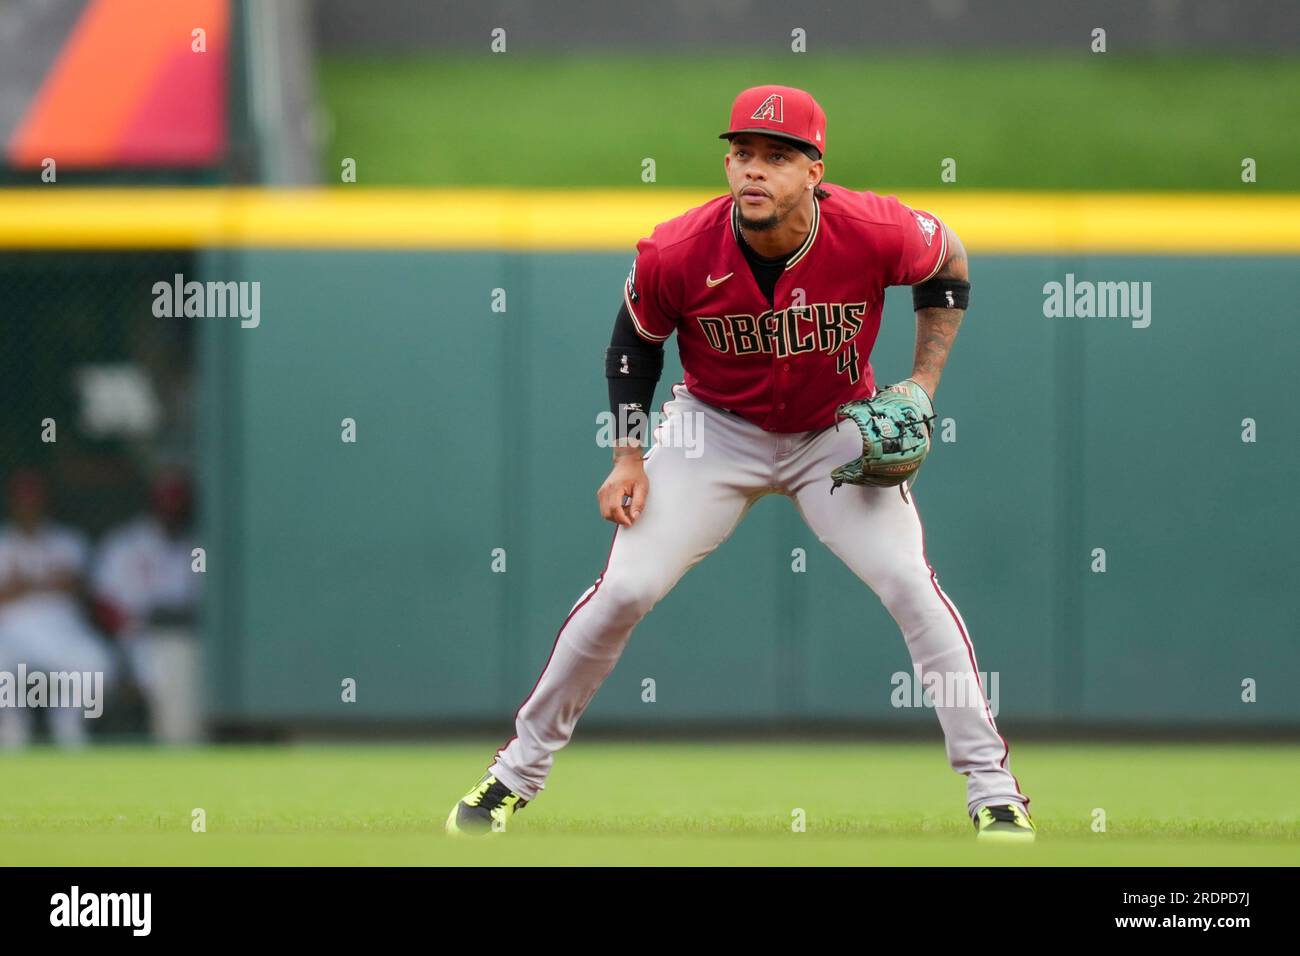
[973,803,1036,843]
[445,774,528,836]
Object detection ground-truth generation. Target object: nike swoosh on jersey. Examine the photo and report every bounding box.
[705,272,734,287]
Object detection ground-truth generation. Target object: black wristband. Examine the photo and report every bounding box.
[912,277,971,312]
[605,345,665,380]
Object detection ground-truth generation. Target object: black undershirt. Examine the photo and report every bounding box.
[736,229,792,307]
[607,233,793,439]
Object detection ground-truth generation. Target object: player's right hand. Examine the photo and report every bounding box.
[597,456,649,527]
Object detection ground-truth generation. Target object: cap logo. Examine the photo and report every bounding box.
[750,93,784,124]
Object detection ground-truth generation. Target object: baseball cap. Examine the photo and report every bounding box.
[719,85,826,159]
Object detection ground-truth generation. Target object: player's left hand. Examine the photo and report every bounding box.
[830,378,936,491]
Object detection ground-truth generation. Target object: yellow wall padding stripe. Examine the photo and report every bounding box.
[1,188,1298,253]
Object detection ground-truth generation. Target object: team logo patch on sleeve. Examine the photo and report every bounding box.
[912,211,938,247]
[626,261,639,303]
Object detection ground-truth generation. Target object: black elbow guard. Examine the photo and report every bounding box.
[605,345,665,380]
[913,277,970,312]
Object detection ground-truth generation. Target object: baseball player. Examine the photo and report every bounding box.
[448,85,1034,842]
[0,469,115,748]
[92,469,202,743]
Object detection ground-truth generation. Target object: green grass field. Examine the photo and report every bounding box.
[2,741,1298,865]
[318,55,1300,190]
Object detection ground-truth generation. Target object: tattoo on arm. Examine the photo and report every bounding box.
[936,222,968,282]
[910,223,968,394]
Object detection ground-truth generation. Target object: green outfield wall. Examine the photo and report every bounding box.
[198,249,1298,727]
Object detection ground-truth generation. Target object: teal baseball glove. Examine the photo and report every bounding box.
[830,379,936,492]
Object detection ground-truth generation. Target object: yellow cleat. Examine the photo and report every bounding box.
[445,774,528,836]
[973,803,1036,843]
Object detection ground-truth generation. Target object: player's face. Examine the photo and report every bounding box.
[725,134,820,232]
[7,482,46,527]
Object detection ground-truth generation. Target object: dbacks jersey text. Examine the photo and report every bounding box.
[623,184,948,432]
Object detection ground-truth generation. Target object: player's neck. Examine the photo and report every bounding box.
[737,192,815,260]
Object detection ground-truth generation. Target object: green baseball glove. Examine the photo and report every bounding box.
[830,379,936,492]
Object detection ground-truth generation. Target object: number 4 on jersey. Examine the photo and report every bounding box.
[835,342,860,383]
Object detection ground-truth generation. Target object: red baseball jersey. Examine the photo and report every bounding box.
[622,185,949,432]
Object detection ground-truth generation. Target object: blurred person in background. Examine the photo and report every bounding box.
[92,468,203,743]
[0,468,115,749]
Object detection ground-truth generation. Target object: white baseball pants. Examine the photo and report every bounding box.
[0,618,115,749]
[489,383,1029,818]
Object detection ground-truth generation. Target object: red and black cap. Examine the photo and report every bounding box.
[719,85,826,159]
